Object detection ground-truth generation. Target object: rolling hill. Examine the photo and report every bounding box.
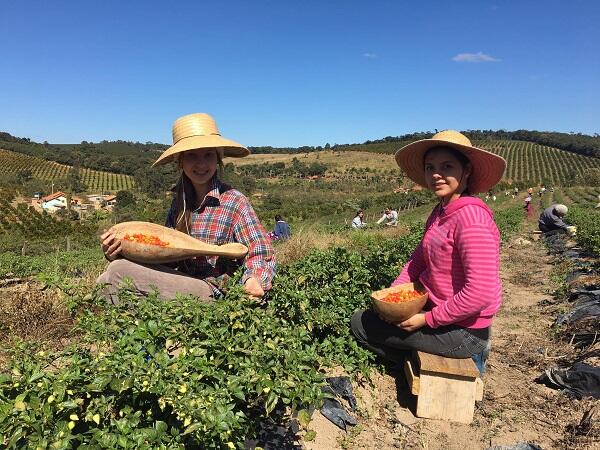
[227,140,600,186]
[0,148,134,192]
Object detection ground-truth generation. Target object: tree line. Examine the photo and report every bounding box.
[1,129,599,182]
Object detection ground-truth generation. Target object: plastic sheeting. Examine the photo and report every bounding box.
[319,376,358,431]
[536,362,600,399]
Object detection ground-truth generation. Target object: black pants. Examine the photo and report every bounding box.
[350,309,489,364]
[540,228,566,237]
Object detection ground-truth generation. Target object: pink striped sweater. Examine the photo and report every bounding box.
[392,196,502,329]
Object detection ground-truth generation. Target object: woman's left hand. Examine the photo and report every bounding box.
[244,276,265,298]
[397,313,427,332]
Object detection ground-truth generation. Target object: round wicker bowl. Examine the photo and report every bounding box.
[371,282,428,323]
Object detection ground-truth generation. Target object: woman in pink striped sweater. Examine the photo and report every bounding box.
[351,130,506,369]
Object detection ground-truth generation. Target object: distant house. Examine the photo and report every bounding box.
[86,194,106,204]
[71,196,84,205]
[104,195,117,209]
[41,191,67,212]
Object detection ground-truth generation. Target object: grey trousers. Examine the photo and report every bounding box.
[96,259,214,305]
[350,309,489,363]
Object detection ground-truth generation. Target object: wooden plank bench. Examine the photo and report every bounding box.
[404,350,483,424]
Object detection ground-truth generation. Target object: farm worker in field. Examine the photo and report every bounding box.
[97,113,275,302]
[270,214,291,241]
[538,204,569,235]
[524,194,533,217]
[376,207,398,226]
[351,210,367,229]
[350,130,506,372]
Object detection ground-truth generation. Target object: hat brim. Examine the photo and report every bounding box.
[152,135,250,167]
[394,139,506,194]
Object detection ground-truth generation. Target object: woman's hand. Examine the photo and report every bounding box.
[244,276,265,298]
[100,229,122,261]
[397,313,427,332]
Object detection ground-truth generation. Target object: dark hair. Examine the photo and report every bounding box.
[354,210,364,221]
[275,215,283,222]
[424,146,470,168]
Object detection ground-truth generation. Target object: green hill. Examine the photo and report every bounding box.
[0,148,134,192]
[2,129,600,188]
[233,140,600,186]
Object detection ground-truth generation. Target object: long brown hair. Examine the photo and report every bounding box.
[173,150,225,234]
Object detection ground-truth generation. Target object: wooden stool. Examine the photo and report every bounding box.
[404,351,483,424]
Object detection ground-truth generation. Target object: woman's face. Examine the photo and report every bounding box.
[181,148,219,187]
[423,148,470,203]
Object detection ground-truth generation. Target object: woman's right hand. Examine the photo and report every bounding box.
[100,229,122,261]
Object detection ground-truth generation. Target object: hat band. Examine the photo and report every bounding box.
[173,132,222,145]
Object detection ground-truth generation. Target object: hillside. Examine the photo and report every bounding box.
[0,148,134,192]
[227,140,600,186]
[1,129,600,179]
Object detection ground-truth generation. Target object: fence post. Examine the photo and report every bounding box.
[21,241,27,256]
[66,236,71,251]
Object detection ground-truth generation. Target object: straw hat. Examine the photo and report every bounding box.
[152,113,250,167]
[394,130,506,194]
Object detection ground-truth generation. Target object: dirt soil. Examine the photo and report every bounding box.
[304,233,600,450]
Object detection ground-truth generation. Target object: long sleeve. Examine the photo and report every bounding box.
[391,240,426,285]
[551,216,568,230]
[392,206,438,286]
[232,198,276,290]
[425,222,500,328]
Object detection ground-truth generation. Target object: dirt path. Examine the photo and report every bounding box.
[305,231,598,450]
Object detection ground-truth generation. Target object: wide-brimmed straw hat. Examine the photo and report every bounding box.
[152,113,250,167]
[394,130,506,194]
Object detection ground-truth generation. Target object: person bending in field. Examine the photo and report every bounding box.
[538,204,569,235]
[270,215,291,241]
[351,130,506,373]
[97,113,275,303]
[376,207,398,227]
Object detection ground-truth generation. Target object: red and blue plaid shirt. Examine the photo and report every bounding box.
[166,177,276,296]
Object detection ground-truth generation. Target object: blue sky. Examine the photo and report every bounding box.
[1,0,598,147]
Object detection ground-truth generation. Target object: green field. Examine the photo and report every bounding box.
[0,148,134,192]
[231,140,600,186]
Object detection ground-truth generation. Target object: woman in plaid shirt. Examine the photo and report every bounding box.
[98,113,275,302]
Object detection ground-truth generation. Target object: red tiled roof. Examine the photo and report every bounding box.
[41,191,66,202]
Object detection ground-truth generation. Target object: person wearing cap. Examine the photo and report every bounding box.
[538,204,569,235]
[98,113,275,302]
[351,130,506,369]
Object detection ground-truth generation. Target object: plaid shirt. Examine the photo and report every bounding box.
[165,177,276,296]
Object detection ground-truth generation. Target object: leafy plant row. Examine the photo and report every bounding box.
[0,149,134,192]
[0,231,423,449]
[567,207,600,255]
[0,204,526,449]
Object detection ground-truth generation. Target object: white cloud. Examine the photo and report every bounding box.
[452,52,500,63]
[362,52,377,59]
